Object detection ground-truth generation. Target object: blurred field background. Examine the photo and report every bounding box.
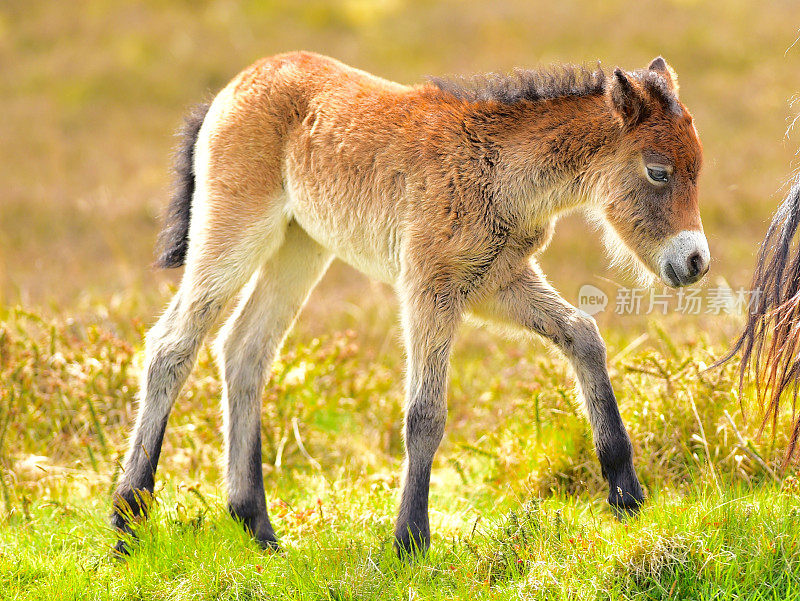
[2,0,799,318]
[4,1,800,598]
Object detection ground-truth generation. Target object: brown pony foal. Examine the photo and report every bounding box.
[112,52,709,556]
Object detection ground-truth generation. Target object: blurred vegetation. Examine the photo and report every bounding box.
[1,302,794,510]
[3,1,800,597]
[3,301,795,511]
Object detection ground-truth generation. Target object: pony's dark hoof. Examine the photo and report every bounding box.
[607,463,645,521]
[111,536,135,559]
[230,506,281,553]
[256,531,282,553]
[110,510,139,559]
[608,483,645,520]
[610,498,641,521]
[393,528,430,560]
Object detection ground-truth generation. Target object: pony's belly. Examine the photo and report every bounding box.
[288,196,401,285]
[332,242,400,285]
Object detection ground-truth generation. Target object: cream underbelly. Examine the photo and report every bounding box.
[288,196,402,286]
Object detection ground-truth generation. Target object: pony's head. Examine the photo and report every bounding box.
[594,57,708,288]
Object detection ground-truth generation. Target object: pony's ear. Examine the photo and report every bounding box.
[648,56,679,95]
[609,68,647,127]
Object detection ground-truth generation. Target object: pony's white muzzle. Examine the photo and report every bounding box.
[658,230,710,287]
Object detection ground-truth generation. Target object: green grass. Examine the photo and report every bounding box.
[2,305,800,599]
[4,482,800,599]
[4,1,800,598]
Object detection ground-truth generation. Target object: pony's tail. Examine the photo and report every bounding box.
[155,102,211,269]
[716,174,800,462]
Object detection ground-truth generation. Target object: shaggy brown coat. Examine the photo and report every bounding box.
[112,52,708,556]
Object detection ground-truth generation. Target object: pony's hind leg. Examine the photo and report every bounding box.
[215,222,332,548]
[111,276,236,550]
[111,205,288,553]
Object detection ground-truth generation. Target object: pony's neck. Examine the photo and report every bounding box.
[474,93,620,222]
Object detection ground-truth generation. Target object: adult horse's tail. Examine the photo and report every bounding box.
[155,102,211,268]
[718,174,800,460]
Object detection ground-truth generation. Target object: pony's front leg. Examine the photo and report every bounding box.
[473,266,644,516]
[394,287,460,557]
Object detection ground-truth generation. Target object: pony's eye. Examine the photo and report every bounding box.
[646,165,670,184]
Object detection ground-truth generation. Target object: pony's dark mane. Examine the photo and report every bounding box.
[430,64,682,117]
[429,64,607,104]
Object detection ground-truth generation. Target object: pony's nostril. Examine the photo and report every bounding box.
[687,252,704,277]
[664,262,680,287]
